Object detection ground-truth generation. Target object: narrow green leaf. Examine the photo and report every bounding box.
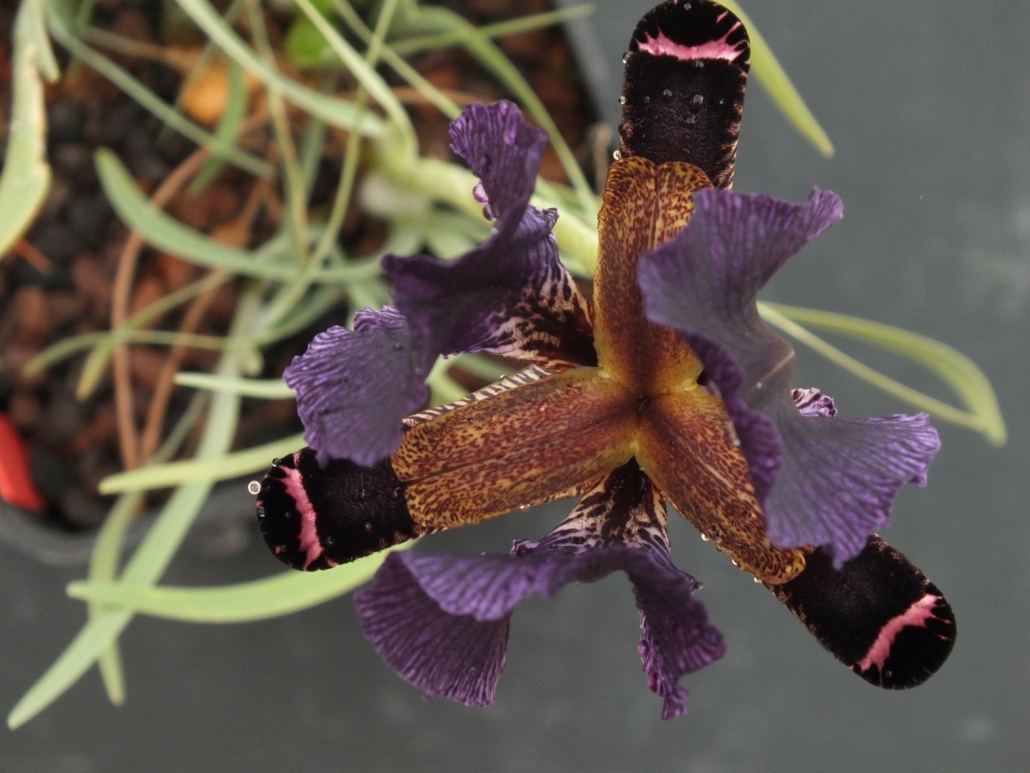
[66,548,409,623]
[174,372,295,399]
[0,0,58,261]
[95,149,297,279]
[86,491,144,706]
[95,643,126,706]
[403,4,597,215]
[27,330,229,379]
[8,609,132,729]
[389,4,595,56]
[99,433,305,494]
[718,0,834,157]
[172,0,384,135]
[47,13,273,178]
[294,0,415,155]
[9,300,253,728]
[331,0,462,120]
[74,272,232,399]
[759,302,1006,445]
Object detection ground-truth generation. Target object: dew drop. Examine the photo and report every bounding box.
[364,522,374,532]
[612,149,622,161]
[622,52,629,64]
[618,96,627,105]
[691,93,704,107]
[693,60,705,69]
[248,480,261,495]
[753,576,762,583]
[392,486,403,499]
[700,534,710,542]
[662,88,673,98]
[272,458,281,466]
[518,503,530,511]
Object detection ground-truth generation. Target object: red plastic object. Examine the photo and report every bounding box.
[0,414,46,512]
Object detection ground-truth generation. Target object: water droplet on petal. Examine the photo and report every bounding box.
[753,576,762,583]
[693,60,705,69]
[248,481,261,495]
[662,88,673,98]
[618,96,626,105]
[700,534,709,542]
[691,93,704,107]
[612,149,622,161]
[518,503,530,511]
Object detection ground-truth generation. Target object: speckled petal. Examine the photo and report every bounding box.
[355,462,724,718]
[283,308,429,466]
[638,187,940,565]
[383,102,595,374]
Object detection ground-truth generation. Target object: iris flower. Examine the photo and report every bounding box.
[260,100,939,719]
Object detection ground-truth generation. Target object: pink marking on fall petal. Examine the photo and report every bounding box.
[858,593,941,672]
[281,458,323,570]
[636,25,746,64]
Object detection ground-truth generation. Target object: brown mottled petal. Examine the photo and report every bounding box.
[593,158,711,394]
[635,387,806,584]
[392,368,638,532]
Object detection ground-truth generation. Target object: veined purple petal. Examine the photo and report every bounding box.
[355,552,510,707]
[283,308,429,466]
[384,102,595,374]
[355,462,724,718]
[449,101,546,218]
[638,187,940,565]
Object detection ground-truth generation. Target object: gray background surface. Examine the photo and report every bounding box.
[3,0,1029,770]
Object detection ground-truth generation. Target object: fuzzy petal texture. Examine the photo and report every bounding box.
[638,187,940,565]
[355,463,724,718]
[283,308,429,466]
[383,102,595,374]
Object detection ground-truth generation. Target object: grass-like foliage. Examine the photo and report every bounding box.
[1,0,1004,729]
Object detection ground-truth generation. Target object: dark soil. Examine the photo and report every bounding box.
[0,0,598,553]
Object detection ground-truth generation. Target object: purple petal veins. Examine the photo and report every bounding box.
[283,308,429,466]
[355,464,724,718]
[383,101,595,373]
[638,187,940,565]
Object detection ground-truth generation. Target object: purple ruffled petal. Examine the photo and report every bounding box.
[355,463,724,718]
[638,187,940,565]
[449,101,545,218]
[354,552,510,706]
[283,308,429,466]
[383,102,595,374]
